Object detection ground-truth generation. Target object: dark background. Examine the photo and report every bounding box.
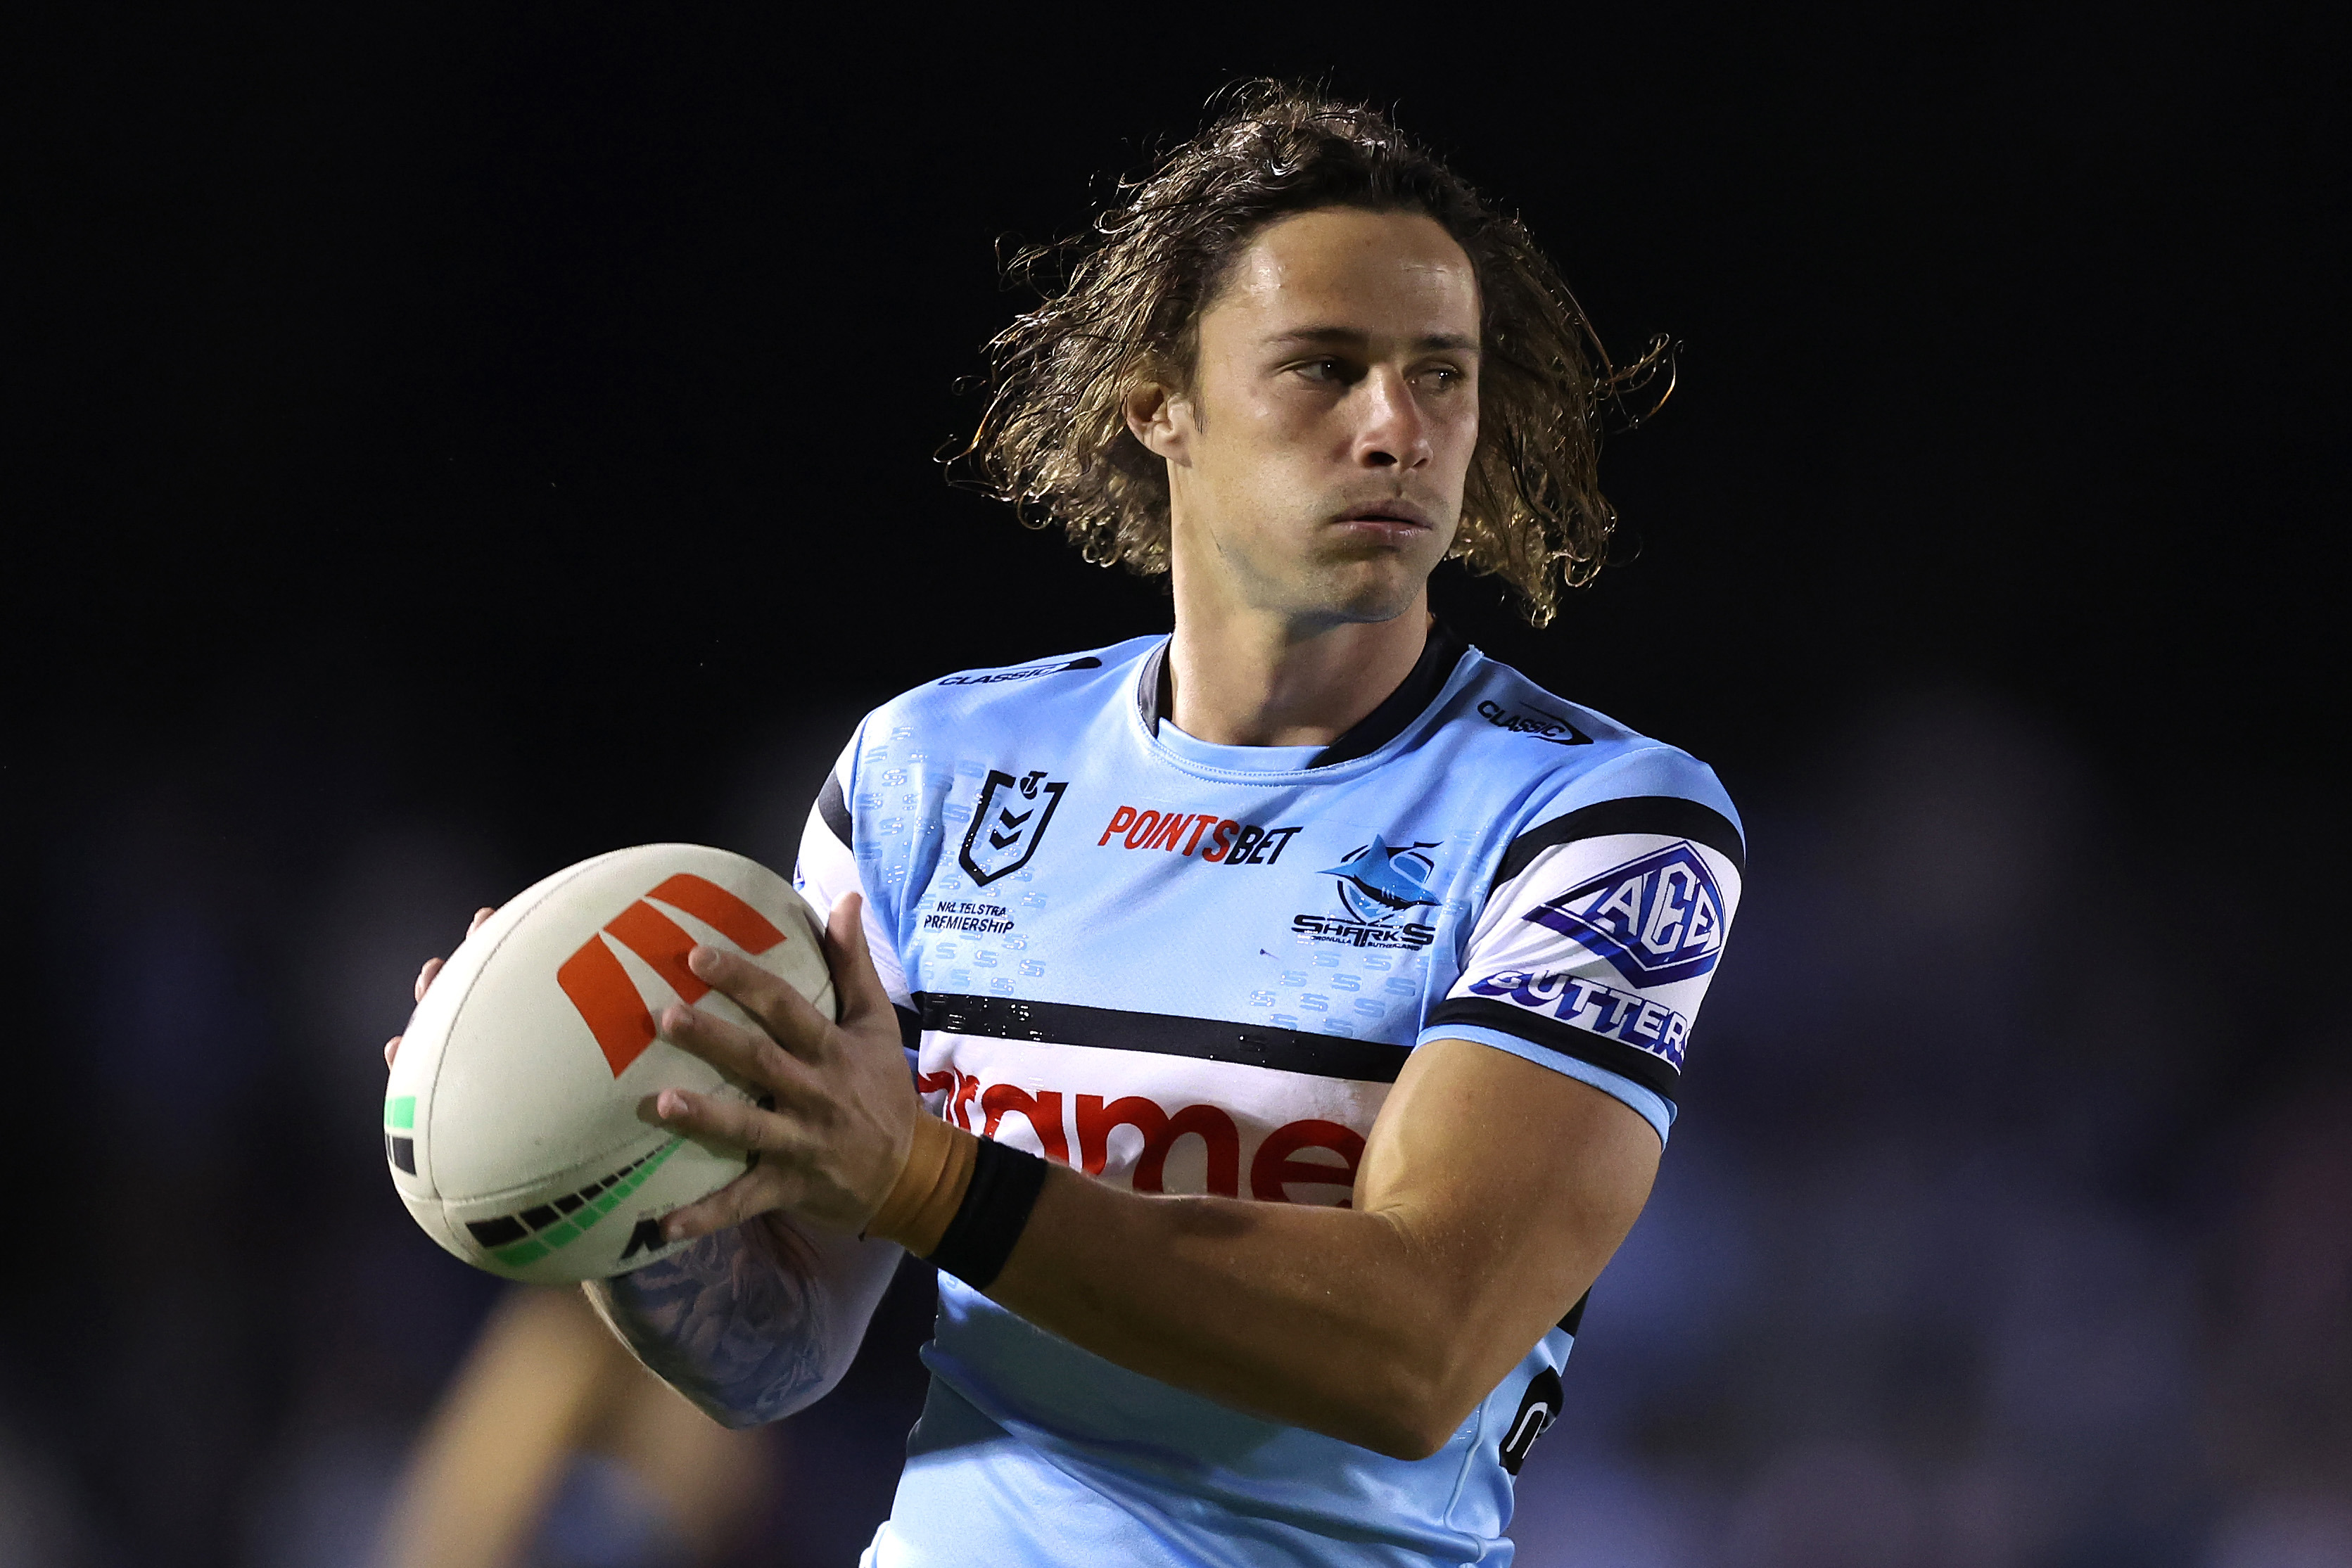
[1,8,2344,1567]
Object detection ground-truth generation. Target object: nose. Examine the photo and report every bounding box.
[1352,366,1431,471]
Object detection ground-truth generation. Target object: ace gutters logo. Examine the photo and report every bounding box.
[1524,841,1727,986]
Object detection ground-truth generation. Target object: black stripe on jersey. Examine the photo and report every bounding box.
[1135,625,1470,770]
[817,773,852,848]
[1309,623,1469,768]
[894,1004,922,1053]
[1491,795,1746,891]
[1425,996,1682,1100]
[1136,640,1170,730]
[1560,1289,1589,1337]
[914,992,1411,1083]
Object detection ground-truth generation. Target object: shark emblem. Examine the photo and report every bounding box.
[1319,835,1442,925]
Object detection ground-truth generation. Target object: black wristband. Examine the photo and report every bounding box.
[924,1136,1048,1291]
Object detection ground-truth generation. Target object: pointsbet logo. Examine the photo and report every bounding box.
[554,874,789,1076]
[1095,806,1304,865]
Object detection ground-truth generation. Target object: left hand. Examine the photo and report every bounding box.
[645,893,920,1244]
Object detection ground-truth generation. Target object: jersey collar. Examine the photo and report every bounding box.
[1134,622,1471,770]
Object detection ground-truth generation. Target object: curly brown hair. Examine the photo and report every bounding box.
[954,82,1670,627]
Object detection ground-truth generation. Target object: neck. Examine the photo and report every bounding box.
[1165,590,1434,748]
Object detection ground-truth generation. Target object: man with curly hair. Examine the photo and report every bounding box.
[410,84,1743,1567]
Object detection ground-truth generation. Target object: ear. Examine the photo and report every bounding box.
[1124,378,1193,466]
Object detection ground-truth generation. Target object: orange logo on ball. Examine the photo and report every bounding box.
[555,874,787,1076]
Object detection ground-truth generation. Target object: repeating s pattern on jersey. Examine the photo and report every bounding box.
[790,630,1743,1568]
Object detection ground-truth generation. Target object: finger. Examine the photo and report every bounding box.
[468,906,495,937]
[822,893,896,1028]
[659,1166,786,1244]
[650,1086,818,1170]
[656,1005,819,1102]
[385,1035,401,1069]
[414,956,444,1004]
[684,945,832,1060]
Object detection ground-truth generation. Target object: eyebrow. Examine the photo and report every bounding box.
[1262,325,1480,354]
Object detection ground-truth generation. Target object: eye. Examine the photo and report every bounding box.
[1293,356,1349,383]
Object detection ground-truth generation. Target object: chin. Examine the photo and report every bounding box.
[1310,567,1428,626]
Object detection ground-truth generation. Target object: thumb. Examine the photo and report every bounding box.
[821,893,897,1028]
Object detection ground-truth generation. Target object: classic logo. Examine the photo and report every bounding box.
[554,874,789,1077]
[937,656,1104,687]
[1523,840,1726,986]
[1477,699,1591,746]
[1291,834,1442,950]
[958,768,1068,886]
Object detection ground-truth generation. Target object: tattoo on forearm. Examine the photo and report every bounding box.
[585,1215,832,1426]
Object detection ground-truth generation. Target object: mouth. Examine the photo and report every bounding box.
[1333,500,1436,532]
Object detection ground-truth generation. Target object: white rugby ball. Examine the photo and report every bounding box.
[384,843,835,1283]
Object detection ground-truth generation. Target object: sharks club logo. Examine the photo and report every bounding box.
[958,768,1068,886]
[1323,835,1441,923]
[1291,834,1442,950]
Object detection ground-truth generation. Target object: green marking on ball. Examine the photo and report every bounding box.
[471,1137,689,1270]
[386,1095,415,1130]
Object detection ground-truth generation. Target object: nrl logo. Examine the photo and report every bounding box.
[1525,840,1727,986]
[958,768,1067,886]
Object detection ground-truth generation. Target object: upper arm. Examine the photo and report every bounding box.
[794,724,915,1021]
[1355,1035,1660,1415]
[1423,778,1746,1141]
[1367,772,1745,1410]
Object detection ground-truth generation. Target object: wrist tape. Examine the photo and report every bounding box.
[866,1116,1047,1290]
[927,1133,1048,1290]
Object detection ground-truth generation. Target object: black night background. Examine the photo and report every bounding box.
[1,8,2344,1567]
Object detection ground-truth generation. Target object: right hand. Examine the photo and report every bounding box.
[384,906,497,1068]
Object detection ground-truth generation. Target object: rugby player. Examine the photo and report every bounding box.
[400,85,1742,1567]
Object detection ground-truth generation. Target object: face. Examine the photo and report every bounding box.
[1128,206,1482,627]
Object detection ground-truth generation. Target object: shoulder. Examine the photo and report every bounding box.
[815,637,1156,837]
[854,636,1160,742]
[1442,651,1743,869]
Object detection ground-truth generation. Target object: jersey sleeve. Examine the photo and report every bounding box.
[792,721,920,1052]
[1422,750,1745,1145]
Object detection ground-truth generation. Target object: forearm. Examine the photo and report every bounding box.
[642,926,1658,1455]
[941,1050,1658,1460]
[984,1171,1497,1459]
[583,1211,901,1429]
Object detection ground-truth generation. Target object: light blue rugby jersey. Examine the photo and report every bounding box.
[793,628,1745,1568]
